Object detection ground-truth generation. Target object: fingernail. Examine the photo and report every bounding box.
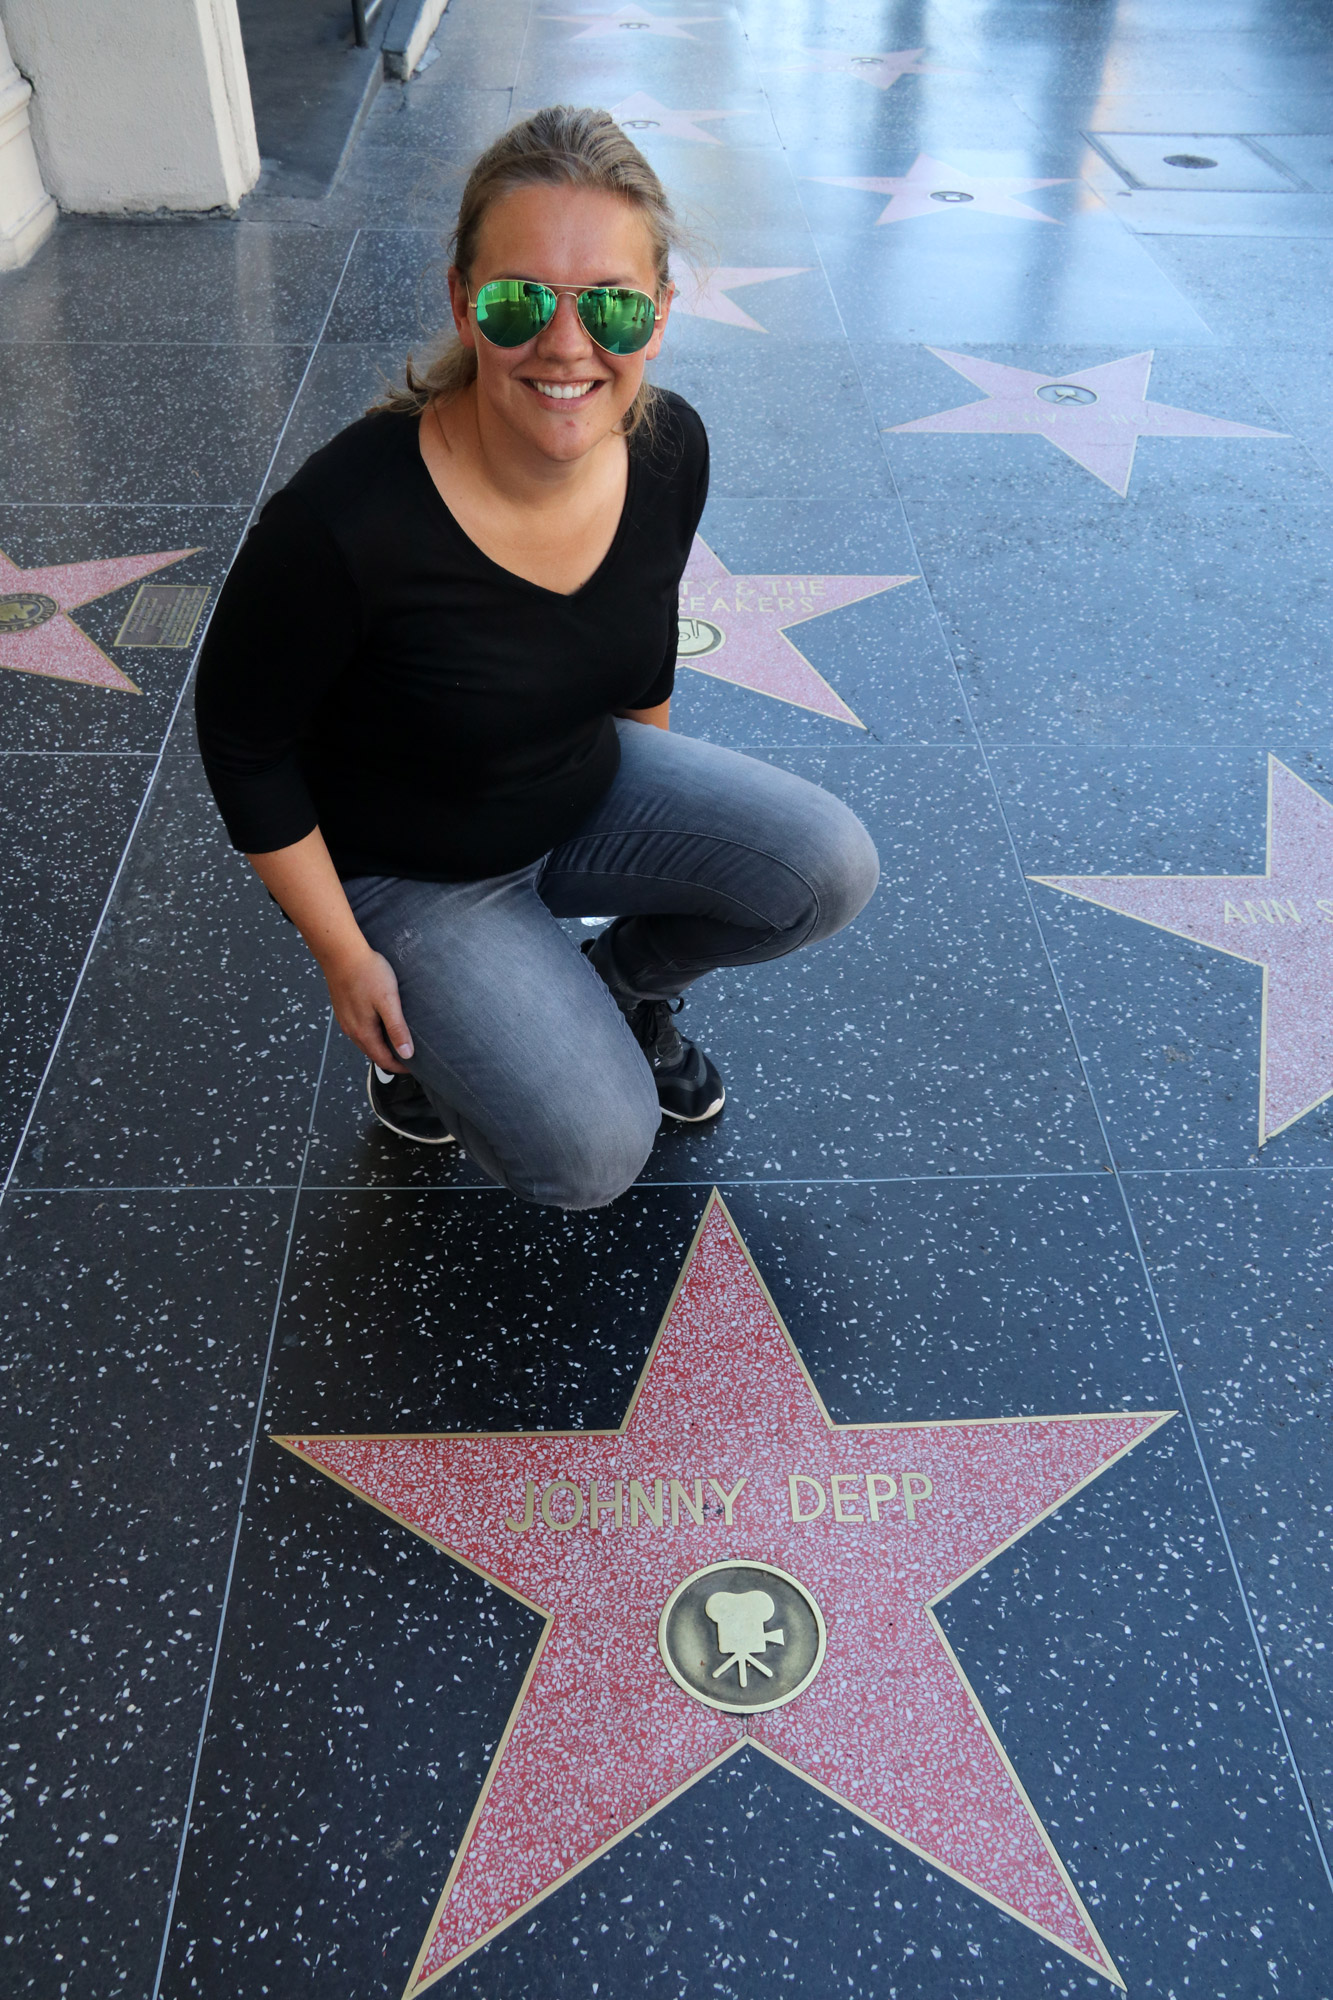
[397,1042,413,1058]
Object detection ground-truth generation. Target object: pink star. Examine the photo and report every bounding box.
[610,91,754,144]
[765,47,940,89]
[541,4,718,41]
[671,263,811,332]
[280,1194,1165,1990]
[678,538,915,726]
[1032,758,1333,1145]
[0,543,197,692]
[812,154,1070,225]
[890,349,1285,496]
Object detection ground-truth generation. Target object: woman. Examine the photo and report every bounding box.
[196,107,878,1209]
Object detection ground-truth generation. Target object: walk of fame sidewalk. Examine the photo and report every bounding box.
[0,2,1331,1997]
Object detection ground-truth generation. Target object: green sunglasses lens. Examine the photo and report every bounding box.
[575,287,656,354]
[471,281,657,354]
[473,280,557,346]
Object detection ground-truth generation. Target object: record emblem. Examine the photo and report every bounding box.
[677,614,725,658]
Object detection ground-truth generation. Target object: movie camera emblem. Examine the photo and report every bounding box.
[0,593,59,636]
[658,1561,827,1714]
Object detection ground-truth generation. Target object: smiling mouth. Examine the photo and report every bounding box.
[526,379,601,403]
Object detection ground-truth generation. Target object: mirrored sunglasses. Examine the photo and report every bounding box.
[469,279,658,356]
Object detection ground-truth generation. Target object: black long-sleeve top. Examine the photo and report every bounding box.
[194,390,708,882]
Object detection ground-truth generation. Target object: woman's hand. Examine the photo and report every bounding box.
[325,945,415,1073]
[246,827,415,1073]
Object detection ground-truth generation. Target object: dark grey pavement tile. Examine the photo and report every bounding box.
[641,144,808,231]
[0,221,356,346]
[1137,232,1333,345]
[906,499,1333,748]
[1022,86,1333,137]
[14,752,328,1189]
[354,76,517,154]
[514,29,759,115]
[650,345,891,497]
[0,507,247,753]
[0,344,311,505]
[811,204,1215,346]
[324,227,452,345]
[765,79,1047,156]
[0,756,148,1174]
[0,1188,289,2000]
[1127,1170,1333,1839]
[1234,341,1333,445]
[260,342,406,498]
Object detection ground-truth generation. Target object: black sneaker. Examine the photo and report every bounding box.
[625,995,726,1123]
[366,1064,455,1145]
[582,936,725,1124]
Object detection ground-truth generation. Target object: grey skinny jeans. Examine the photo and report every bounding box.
[344,721,878,1208]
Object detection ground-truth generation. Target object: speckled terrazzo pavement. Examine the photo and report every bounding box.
[2,1,1332,1997]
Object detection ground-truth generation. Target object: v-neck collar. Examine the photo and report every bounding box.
[409,412,638,602]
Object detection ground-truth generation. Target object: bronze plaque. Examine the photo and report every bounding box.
[0,592,59,635]
[113,582,210,650]
[658,1560,826,1714]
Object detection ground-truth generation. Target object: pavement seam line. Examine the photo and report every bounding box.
[148,1010,335,1999]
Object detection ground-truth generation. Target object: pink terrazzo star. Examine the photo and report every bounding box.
[281,1194,1168,1992]
[812,153,1070,224]
[0,543,197,692]
[670,262,812,331]
[891,349,1284,495]
[610,91,754,143]
[765,47,941,89]
[677,536,914,725]
[541,3,717,40]
[1032,756,1333,1144]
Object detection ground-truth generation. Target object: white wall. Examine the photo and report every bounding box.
[0,12,55,264]
[3,0,260,214]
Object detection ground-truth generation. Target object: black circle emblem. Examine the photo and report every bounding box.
[930,189,974,203]
[659,1561,827,1714]
[1163,153,1217,170]
[677,615,724,659]
[0,592,59,636]
[1036,382,1098,405]
[623,119,660,128]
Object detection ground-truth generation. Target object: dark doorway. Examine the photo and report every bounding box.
[237,0,389,198]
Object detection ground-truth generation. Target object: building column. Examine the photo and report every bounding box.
[0,13,55,267]
[3,0,259,216]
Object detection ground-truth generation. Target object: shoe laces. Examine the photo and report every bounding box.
[630,995,686,1072]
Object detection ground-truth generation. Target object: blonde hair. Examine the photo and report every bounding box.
[372,106,685,442]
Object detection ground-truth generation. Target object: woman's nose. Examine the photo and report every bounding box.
[536,292,593,355]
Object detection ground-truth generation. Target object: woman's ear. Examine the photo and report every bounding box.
[645,280,674,359]
[447,265,475,347]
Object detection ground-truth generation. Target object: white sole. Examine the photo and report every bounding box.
[659,1084,726,1124]
[366,1067,457,1144]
